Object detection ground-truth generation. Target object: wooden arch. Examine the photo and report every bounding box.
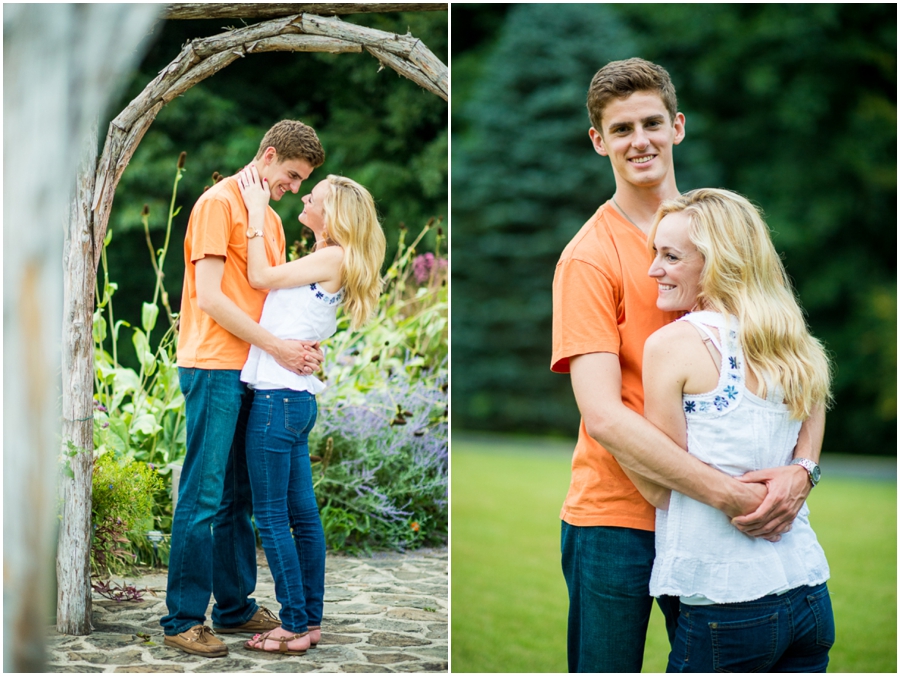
[58,4,447,634]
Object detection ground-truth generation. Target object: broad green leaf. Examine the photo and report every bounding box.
[93,312,107,344]
[132,329,156,375]
[164,393,185,412]
[107,418,130,455]
[141,303,159,334]
[132,414,162,437]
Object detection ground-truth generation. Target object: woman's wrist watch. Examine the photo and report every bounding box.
[791,458,821,487]
[246,226,264,239]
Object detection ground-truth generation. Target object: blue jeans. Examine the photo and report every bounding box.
[666,582,834,672]
[160,369,260,635]
[245,389,325,634]
[561,522,680,673]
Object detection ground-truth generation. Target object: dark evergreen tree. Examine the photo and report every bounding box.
[451,4,717,432]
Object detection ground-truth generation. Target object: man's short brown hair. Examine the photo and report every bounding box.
[255,119,325,167]
[587,58,678,132]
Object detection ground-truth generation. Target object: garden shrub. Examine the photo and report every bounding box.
[91,452,163,575]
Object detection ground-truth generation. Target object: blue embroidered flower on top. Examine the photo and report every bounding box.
[724,385,738,400]
[714,395,730,411]
[729,356,739,370]
[684,401,696,413]
[309,282,343,305]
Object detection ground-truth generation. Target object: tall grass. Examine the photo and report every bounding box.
[451,439,897,673]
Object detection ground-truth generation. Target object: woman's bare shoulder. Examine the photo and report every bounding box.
[312,244,344,259]
[646,320,701,353]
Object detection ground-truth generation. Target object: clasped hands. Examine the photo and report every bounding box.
[276,340,324,377]
[729,463,811,542]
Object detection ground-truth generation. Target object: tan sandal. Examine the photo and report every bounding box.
[244,630,309,656]
[308,625,321,648]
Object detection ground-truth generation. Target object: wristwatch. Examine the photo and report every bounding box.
[246,226,264,239]
[791,458,821,488]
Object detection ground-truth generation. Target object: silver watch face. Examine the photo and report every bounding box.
[810,464,821,484]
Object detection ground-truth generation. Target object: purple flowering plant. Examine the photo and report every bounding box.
[309,219,448,552]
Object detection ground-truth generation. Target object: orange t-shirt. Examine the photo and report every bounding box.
[176,176,286,369]
[551,202,681,531]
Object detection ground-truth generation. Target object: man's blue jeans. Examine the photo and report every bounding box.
[561,522,679,673]
[245,389,326,634]
[160,368,260,635]
[666,582,835,672]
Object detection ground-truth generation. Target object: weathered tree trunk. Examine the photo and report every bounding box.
[57,124,100,635]
[165,3,447,20]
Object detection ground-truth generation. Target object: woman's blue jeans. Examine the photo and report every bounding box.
[245,389,326,634]
[161,369,260,636]
[666,582,835,672]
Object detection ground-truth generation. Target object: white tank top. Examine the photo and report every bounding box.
[240,282,343,393]
[649,311,829,604]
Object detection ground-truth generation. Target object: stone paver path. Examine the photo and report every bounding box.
[47,548,447,673]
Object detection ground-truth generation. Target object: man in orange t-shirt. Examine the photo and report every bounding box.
[552,59,825,672]
[161,120,326,657]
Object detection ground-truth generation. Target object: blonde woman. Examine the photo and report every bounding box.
[634,189,834,672]
[235,164,385,656]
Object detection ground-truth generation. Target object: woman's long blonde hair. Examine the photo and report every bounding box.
[649,188,832,420]
[321,175,386,330]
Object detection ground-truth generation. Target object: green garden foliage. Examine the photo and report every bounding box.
[91,452,163,575]
[451,4,896,455]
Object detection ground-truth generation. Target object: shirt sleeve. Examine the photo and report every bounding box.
[551,257,622,373]
[188,196,233,264]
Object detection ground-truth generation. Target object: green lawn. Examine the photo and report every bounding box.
[451,440,897,673]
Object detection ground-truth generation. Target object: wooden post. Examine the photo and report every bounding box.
[57,124,100,635]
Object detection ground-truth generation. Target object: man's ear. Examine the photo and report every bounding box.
[261,146,278,165]
[588,127,608,156]
[672,112,686,146]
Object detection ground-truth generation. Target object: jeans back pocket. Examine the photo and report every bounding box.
[806,585,836,648]
[710,611,779,673]
[284,394,317,437]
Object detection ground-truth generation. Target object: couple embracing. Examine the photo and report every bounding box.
[553,59,834,672]
[160,120,385,657]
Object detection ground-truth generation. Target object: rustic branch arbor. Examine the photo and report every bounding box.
[58,3,447,635]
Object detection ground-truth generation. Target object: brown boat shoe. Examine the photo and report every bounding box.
[163,624,228,657]
[213,605,280,634]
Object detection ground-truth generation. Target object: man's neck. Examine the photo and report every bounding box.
[611,180,680,235]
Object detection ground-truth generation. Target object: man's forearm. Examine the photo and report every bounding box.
[586,403,757,517]
[199,288,282,357]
